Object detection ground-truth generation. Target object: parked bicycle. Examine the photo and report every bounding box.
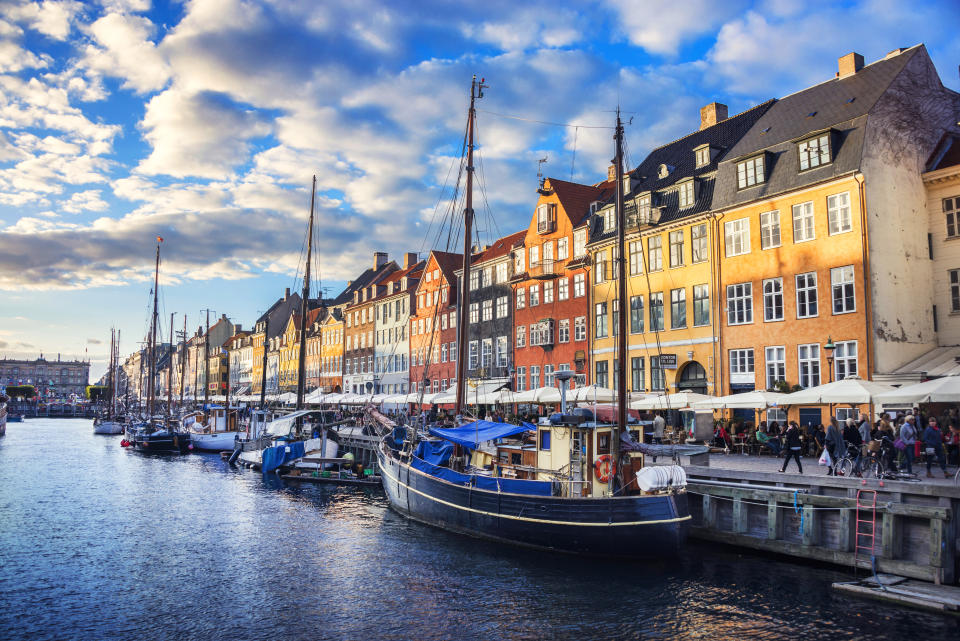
[833,442,882,479]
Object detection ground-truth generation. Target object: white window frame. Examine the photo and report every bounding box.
[669,230,684,268]
[827,192,852,235]
[729,349,755,376]
[543,280,554,304]
[724,218,750,257]
[760,211,781,250]
[693,284,709,327]
[765,346,786,390]
[496,336,508,367]
[469,302,479,324]
[798,133,831,171]
[726,282,753,325]
[573,229,587,257]
[737,155,765,189]
[691,223,708,263]
[648,236,662,271]
[595,302,608,339]
[574,316,586,341]
[558,318,570,343]
[945,196,959,238]
[830,265,855,314]
[573,273,585,298]
[481,299,492,321]
[557,237,569,260]
[798,343,821,388]
[678,180,694,209]
[792,201,815,243]
[516,325,526,348]
[496,295,508,318]
[558,277,569,301]
[795,272,818,319]
[763,277,784,322]
[529,284,540,306]
[951,269,960,313]
[834,340,858,381]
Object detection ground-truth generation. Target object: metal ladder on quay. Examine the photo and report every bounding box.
[854,489,878,573]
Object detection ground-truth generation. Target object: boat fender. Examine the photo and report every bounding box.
[594,454,616,483]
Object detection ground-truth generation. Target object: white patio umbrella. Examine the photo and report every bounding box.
[480,389,519,404]
[512,386,562,404]
[566,385,616,403]
[304,389,325,404]
[322,392,345,404]
[874,375,960,405]
[779,376,895,405]
[629,392,713,410]
[692,390,788,410]
[277,392,297,404]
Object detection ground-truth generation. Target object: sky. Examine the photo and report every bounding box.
[0,0,958,382]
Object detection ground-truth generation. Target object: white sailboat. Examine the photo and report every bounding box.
[185,406,240,451]
[94,328,124,434]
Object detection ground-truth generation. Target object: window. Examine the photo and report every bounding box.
[630,295,644,333]
[691,223,708,263]
[530,365,541,388]
[610,247,619,280]
[763,278,783,322]
[496,336,508,367]
[729,347,753,374]
[544,364,555,387]
[670,288,686,329]
[945,196,960,238]
[650,292,664,331]
[765,346,785,389]
[516,325,526,348]
[603,207,616,231]
[595,302,608,338]
[760,211,781,249]
[669,230,684,267]
[441,344,447,362]
[827,192,852,235]
[831,265,855,314]
[834,340,857,380]
[450,342,456,361]
[515,366,526,392]
[629,240,643,275]
[792,201,815,242]
[573,229,586,257]
[595,360,609,388]
[494,295,508,318]
[695,146,710,167]
[496,263,508,283]
[594,251,605,283]
[558,278,569,300]
[726,283,753,325]
[543,281,554,304]
[481,299,492,321]
[737,155,765,189]
[648,236,662,271]
[540,428,551,450]
[795,272,818,318]
[537,203,555,233]
[574,316,586,341]
[798,133,831,170]
[573,273,585,297]
[529,284,540,306]
[516,288,525,309]
[555,237,569,260]
[481,339,492,368]
[515,249,525,273]
[636,194,651,222]
[650,356,665,391]
[543,241,554,264]
[469,302,479,324]
[470,270,480,291]
[631,357,645,392]
[678,180,694,208]
[558,318,570,343]
[529,244,539,267]
[693,284,709,326]
[724,219,750,257]
[450,311,456,328]
[952,269,960,312]
[612,298,619,336]
[798,343,821,388]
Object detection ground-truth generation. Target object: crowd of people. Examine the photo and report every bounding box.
[713,408,960,478]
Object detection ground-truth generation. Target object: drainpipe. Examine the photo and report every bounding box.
[855,174,873,380]
[713,211,725,398]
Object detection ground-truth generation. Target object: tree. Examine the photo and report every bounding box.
[771,380,802,394]
[5,385,36,399]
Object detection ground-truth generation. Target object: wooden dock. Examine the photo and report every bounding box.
[833,574,960,614]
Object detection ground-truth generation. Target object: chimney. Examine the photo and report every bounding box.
[699,102,728,130]
[838,52,864,79]
[607,164,616,181]
[404,252,418,269]
[373,251,388,270]
[284,287,290,300]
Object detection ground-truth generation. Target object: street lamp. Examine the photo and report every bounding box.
[824,336,836,383]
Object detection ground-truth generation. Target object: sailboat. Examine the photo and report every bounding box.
[131,238,191,454]
[94,328,124,434]
[374,78,691,557]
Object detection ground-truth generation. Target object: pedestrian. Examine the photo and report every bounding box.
[813,423,826,455]
[779,421,803,473]
[947,422,960,467]
[824,418,845,476]
[653,413,665,445]
[922,417,949,478]
[899,415,917,474]
[858,413,872,445]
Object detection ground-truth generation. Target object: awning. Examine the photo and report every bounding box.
[692,390,788,410]
[265,410,315,436]
[779,377,895,405]
[567,385,616,403]
[428,420,534,449]
[875,345,960,384]
[874,375,960,404]
[630,392,714,410]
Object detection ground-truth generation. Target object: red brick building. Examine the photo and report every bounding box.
[409,250,462,398]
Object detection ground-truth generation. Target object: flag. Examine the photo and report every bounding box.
[157,236,164,243]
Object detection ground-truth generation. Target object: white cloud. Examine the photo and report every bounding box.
[460,8,583,51]
[0,1,83,41]
[605,0,746,55]
[61,189,109,213]
[97,0,151,12]
[80,12,170,94]
[0,39,49,72]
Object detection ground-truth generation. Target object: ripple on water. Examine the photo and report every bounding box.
[1,419,958,641]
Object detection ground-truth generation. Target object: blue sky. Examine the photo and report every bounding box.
[1,0,958,380]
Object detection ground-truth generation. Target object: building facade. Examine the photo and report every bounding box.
[343,252,398,394]
[409,250,461,396]
[0,355,90,398]
[372,254,422,395]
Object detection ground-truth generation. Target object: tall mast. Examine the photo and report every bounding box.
[106,329,115,420]
[259,314,269,410]
[612,110,626,492]
[455,75,486,416]
[203,309,211,410]
[297,176,316,411]
[167,312,174,420]
[147,238,161,420]
[179,315,187,412]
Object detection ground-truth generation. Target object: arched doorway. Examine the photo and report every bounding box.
[676,361,707,395]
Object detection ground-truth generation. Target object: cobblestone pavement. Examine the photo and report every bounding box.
[696,450,960,487]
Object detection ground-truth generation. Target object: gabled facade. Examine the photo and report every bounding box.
[250,289,301,395]
[372,253,423,395]
[409,250,461,396]
[319,309,344,393]
[343,252,399,394]
[513,178,611,392]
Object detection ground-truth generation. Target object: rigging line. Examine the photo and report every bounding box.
[472,131,503,244]
[477,109,614,130]
[421,127,469,257]
[570,126,578,181]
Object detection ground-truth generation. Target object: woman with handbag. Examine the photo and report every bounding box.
[824,418,845,476]
[779,421,803,474]
[898,416,917,474]
[922,417,949,478]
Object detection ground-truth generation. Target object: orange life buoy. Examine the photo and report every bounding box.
[594,454,616,483]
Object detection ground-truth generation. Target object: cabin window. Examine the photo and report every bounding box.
[597,431,611,454]
[510,452,523,465]
[539,429,551,450]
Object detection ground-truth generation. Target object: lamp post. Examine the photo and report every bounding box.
[824,337,836,384]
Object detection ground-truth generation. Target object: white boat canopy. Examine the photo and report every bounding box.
[692,390,789,410]
[874,375,960,405]
[265,410,315,436]
[779,376,895,405]
[512,386,562,404]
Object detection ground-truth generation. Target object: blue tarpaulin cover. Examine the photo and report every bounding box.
[428,420,533,449]
[414,440,454,466]
[261,440,305,474]
[474,475,552,496]
[410,457,472,485]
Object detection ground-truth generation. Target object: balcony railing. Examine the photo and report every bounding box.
[537,219,556,234]
[528,259,559,280]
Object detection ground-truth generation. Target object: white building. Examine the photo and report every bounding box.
[373,254,423,395]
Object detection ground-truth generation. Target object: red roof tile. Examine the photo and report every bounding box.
[547,177,613,227]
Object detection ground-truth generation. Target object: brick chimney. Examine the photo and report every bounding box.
[699,103,728,130]
[404,252,418,269]
[838,52,864,79]
[373,251,388,270]
[284,287,290,300]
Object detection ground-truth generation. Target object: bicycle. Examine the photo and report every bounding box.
[833,443,882,479]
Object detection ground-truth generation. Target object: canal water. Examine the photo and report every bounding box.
[1,419,957,641]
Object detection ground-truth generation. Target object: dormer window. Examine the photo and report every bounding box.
[678,180,695,209]
[799,132,831,170]
[658,164,672,179]
[537,203,556,234]
[694,145,710,168]
[602,206,616,232]
[737,154,765,189]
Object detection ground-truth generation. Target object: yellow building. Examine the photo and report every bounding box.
[279,313,301,393]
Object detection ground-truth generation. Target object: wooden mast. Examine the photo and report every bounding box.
[106,329,115,420]
[612,110,626,492]
[203,309,211,410]
[455,75,486,416]
[167,313,174,420]
[259,313,269,410]
[179,315,187,412]
[297,176,316,411]
[147,239,161,421]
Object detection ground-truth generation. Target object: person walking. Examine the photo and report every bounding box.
[858,413,872,446]
[899,415,917,474]
[779,421,803,473]
[824,418,845,476]
[653,413,666,445]
[922,417,949,478]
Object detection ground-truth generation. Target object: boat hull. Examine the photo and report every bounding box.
[377,446,689,557]
[133,431,191,454]
[93,420,124,434]
[7,414,23,423]
[189,431,238,451]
